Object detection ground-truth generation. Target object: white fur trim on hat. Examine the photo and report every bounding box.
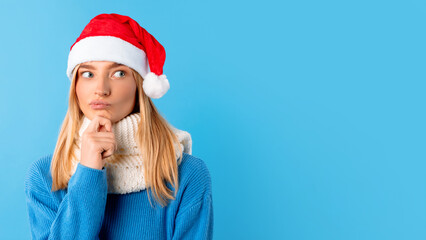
[66,36,150,81]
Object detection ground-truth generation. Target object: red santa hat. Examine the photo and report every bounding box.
[67,13,170,99]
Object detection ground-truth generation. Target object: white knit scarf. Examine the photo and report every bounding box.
[70,112,192,194]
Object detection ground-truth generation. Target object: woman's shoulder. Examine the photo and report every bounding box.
[26,153,53,177]
[24,153,53,193]
[179,152,212,185]
[174,152,213,205]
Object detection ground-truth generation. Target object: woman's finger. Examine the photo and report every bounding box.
[86,115,113,133]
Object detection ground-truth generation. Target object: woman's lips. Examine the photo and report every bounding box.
[90,104,110,110]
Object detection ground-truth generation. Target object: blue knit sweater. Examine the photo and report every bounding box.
[24,152,213,239]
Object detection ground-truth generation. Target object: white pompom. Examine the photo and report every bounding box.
[142,72,170,99]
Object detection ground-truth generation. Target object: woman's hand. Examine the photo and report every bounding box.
[80,115,117,170]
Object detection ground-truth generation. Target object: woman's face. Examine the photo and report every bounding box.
[75,61,137,123]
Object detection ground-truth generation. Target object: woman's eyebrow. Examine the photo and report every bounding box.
[108,62,125,68]
[79,64,95,70]
[80,63,125,70]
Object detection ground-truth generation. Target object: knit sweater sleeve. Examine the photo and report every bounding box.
[24,158,108,240]
[172,155,214,240]
[173,195,213,240]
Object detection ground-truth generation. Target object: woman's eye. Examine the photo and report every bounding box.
[113,70,125,78]
[81,72,93,78]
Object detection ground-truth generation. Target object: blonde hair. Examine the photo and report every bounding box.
[50,63,183,207]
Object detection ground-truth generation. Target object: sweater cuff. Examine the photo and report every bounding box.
[68,162,108,195]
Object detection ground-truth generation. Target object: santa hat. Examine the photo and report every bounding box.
[66,13,170,99]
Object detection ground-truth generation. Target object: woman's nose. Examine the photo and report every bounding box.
[95,89,110,96]
[95,77,111,96]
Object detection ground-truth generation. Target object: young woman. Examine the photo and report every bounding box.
[24,13,213,239]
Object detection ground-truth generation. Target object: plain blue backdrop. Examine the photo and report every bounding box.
[0,0,425,239]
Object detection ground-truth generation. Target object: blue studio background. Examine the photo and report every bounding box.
[0,0,425,239]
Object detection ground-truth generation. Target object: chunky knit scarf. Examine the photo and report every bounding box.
[70,112,192,194]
